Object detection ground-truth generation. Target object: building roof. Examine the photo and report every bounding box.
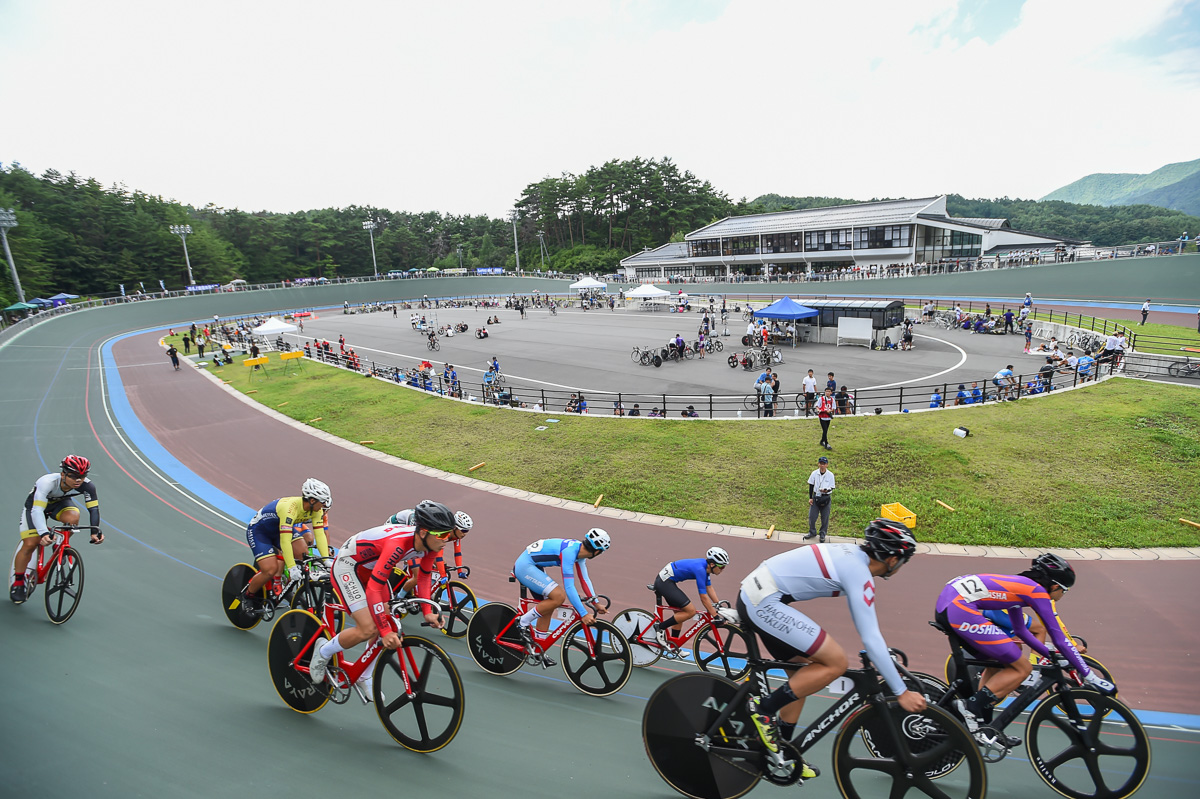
[952,217,1010,230]
[686,197,946,240]
[620,242,689,266]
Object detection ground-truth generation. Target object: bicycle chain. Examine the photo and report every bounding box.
[704,735,805,786]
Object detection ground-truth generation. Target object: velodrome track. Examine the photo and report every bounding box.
[3,299,1198,798]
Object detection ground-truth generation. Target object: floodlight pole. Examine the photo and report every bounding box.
[363,219,379,278]
[508,210,521,274]
[169,224,195,285]
[0,208,24,303]
[537,230,547,269]
[456,245,463,270]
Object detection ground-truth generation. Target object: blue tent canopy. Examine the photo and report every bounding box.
[752,296,819,320]
[49,292,80,300]
[27,298,53,307]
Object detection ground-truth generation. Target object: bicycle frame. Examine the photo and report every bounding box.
[626,599,725,650]
[940,634,1073,731]
[495,582,608,659]
[31,528,75,585]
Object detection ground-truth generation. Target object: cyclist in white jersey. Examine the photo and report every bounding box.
[738,518,925,777]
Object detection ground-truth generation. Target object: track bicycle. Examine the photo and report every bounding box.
[743,390,788,415]
[466,576,632,697]
[643,639,986,799]
[221,555,342,631]
[549,304,558,316]
[391,564,478,639]
[427,337,440,351]
[268,596,464,752]
[923,617,1150,799]
[8,524,99,624]
[631,345,649,363]
[942,632,1118,698]
[612,589,751,680]
[1166,355,1200,379]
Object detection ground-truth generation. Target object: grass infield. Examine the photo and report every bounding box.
[200,348,1200,550]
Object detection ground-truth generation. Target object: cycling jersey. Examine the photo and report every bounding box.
[738,543,906,695]
[935,573,1089,676]
[662,558,711,594]
[20,473,100,538]
[993,368,1014,382]
[244,497,328,569]
[386,509,463,577]
[514,538,596,616]
[332,524,438,637]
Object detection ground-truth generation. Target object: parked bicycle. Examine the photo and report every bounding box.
[612,588,751,680]
[743,390,789,414]
[8,524,98,624]
[1167,354,1200,379]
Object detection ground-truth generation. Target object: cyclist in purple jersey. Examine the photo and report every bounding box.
[650,547,732,646]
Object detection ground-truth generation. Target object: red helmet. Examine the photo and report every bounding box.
[61,455,90,477]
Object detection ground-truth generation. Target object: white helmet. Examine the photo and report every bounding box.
[301,478,332,509]
[584,528,611,552]
[706,547,730,567]
[454,511,473,532]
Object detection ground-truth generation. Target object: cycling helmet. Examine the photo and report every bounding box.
[300,478,332,509]
[706,547,730,567]
[413,500,456,533]
[61,455,90,477]
[583,528,611,552]
[1030,553,1076,590]
[454,511,473,532]
[861,519,917,562]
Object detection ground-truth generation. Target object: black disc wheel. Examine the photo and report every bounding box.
[44,546,84,624]
[711,339,723,352]
[643,672,760,799]
[221,563,262,630]
[432,579,477,639]
[1026,688,1150,799]
[466,602,525,675]
[267,609,330,714]
[653,355,663,368]
[833,700,986,799]
[611,607,661,667]
[373,635,465,753]
[560,619,632,697]
[692,622,751,681]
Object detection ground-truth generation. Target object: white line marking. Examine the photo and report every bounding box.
[857,334,969,390]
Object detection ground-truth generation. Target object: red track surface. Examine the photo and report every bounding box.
[114,331,1200,714]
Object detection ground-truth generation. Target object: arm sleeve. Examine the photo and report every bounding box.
[559,542,591,617]
[82,480,101,529]
[29,478,51,535]
[1026,595,1090,675]
[452,539,464,570]
[844,569,907,695]
[415,550,438,600]
[311,509,330,557]
[277,500,300,571]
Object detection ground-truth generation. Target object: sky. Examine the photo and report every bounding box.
[2,0,1198,217]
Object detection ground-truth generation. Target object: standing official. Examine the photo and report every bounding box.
[804,456,835,542]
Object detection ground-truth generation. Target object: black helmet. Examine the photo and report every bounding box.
[861,519,917,562]
[413,500,456,533]
[1030,553,1076,590]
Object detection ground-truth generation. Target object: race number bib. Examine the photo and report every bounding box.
[950,575,989,603]
[525,540,547,555]
[658,563,675,582]
[741,564,781,606]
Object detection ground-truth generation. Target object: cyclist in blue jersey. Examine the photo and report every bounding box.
[513,529,610,665]
[651,547,732,646]
[1077,351,1096,382]
[992,365,1016,399]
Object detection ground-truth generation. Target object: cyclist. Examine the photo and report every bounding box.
[650,547,732,646]
[238,478,332,610]
[739,519,925,779]
[992,364,1016,399]
[385,507,472,593]
[308,500,457,693]
[934,553,1116,746]
[12,456,104,604]
[513,528,611,666]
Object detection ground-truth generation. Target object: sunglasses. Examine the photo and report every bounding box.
[1054,583,1070,593]
[425,528,458,540]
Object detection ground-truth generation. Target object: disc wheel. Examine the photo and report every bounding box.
[465,602,525,675]
[560,619,632,697]
[221,563,262,630]
[711,339,724,352]
[611,608,661,667]
[643,672,760,799]
[432,579,477,639]
[833,700,987,799]
[693,622,751,681]
[373,635,465,753]
[1026,688,1150,799]
[727,355,739,368]
[267,609,330,714]
[44,546,84,624]
[653,355,662,368]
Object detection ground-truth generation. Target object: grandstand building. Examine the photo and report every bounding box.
[619,196,1079,282]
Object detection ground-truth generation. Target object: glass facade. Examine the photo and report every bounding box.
[762,232,804,254]
[688,238,721,258]
[854,225,911,249]
[915,225,981,262]
[804,229,853,251]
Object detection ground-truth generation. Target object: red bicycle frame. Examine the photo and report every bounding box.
[495,582,608,659]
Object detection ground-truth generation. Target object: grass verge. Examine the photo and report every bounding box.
[207,351,1200,549]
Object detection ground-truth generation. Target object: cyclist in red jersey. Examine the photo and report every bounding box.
[308,501,458,691]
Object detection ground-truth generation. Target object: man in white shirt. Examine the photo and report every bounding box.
[804,456,835,542]
[802,369,818,416]
[1140,300,1151,326]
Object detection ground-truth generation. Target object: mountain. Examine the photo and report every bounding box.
[1042,158,1200,215]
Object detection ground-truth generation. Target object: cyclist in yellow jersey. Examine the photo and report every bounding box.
[239,479,332,609]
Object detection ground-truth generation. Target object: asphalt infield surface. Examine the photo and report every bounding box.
[1,304,1197,798]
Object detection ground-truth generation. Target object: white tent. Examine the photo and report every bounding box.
[569,276,607,290]
[625,284,670,298]
[252,317,299,336]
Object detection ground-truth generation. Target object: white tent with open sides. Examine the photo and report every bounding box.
[252,317,299,337]
[625,284,670,299]
[569,276,607,290]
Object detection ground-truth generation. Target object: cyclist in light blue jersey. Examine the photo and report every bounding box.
[513,529,610,663]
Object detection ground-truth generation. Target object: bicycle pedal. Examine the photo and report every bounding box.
[540,655,557,669]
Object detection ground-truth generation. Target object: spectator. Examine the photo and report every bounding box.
[1077,351,1096,382]
[992,364,1017,400]
[929,390,943,408]
[649,407,663,418]
[166,345,180,371]
[1140,299,1150,325]
[629,404,641,417]
[761,378,775,417]
[1023,322,1033,353]
[1023,292,1033,310]
[613,401,624,416]
[681,406,699,418]
[835,385,850,415]
[1003,308,1015,334]
[969,382,983,404]
[802,369,818,416]
[954,384,968,405]
[1114,331,1127,370]
[803,455,835,542]
[816,387,835,449]
[1038,358,1056,391]
[182,334,191,355]
[826,372,837,393]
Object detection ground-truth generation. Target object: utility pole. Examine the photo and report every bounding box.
[0,208,24,302]
[508,210,521,274]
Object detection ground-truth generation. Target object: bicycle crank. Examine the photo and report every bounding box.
[761,742,805,786]
[326,666,351,705]
[974,727,1011,763]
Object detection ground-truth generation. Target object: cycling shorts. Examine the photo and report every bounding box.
[245,524,281,564]
[937,606,1022,665]
[991,378,1004,387]
[513,552,557,600]
[19,500,76,539]
[737,591,826,662]
[653,575,690,610]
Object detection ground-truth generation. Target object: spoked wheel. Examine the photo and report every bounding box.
[44,546,84,624]
[373,635,465,753]
[727,355,739,368]
[833,700,986,799]
[640,351,652,366]
[743,394,761,411]
[293,580,344,634]
[631,349,642,363]
[643,672,761,799]
[432,579,477,638]
[560,619,632,696]
[1026,688,1150,799]
[684,347,695,360]
[611,607,661,667]
[465,602,525,676]
[267,609,330,714]
[693,622,752,681]
[221,563,262,630]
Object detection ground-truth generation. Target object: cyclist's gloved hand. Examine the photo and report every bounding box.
[39,532,54,546]
[1053,655,1074,671]
[288,565,303,583]
[1084,672,1117,695]
[717,607,741,626]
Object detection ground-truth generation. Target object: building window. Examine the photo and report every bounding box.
[855,225,912,249]
[804,228,852,251]
[688,238,721,258]
[915,225,981,262]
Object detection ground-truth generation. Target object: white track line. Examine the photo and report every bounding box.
[857,334,969,390]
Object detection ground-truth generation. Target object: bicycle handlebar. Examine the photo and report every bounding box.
[586,595,611,612]
[50,525,101,532]
[392,596,441,617]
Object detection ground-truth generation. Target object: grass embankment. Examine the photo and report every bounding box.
[208,351,1200,549]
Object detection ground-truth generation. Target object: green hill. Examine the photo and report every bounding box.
[1124,169,1200,217]
[1042,158,1200,209]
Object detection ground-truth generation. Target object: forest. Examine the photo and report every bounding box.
[3,159,1198,305]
